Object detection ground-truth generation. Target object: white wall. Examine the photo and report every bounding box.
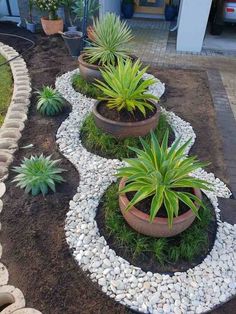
[177,0,212,52]
[99,0,121,18]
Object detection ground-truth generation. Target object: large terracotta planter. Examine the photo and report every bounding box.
[119,178,202,238]
[41,17,63,35]
[78,53,138,83]
[78,53,103,83]
[93,100,160,138]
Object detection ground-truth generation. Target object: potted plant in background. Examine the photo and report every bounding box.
[121,0,135,19]
[93,58,160,138]
[164,0,178,21]
[61,0,77,31]
[117,131,211,237]
[72,0,100,40]
[25,0,36,33]
[78,13,133,83]
[34,0,64,35]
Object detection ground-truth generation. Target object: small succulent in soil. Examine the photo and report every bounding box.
[36,86,64,116]
[94,58,159,117]
[84,13,133,66]
[12,155,65,196]
[117,131,212,227]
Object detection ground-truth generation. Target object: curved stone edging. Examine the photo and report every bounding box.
[56,69,235,314]
[0,42,42,314]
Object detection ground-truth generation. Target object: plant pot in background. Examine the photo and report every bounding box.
[92,100,160,138]
[119,178,202,237]
[121,3,134,19]
[41,17,64,35]
[164,5,177,21]
[62,31,83,57]
[68,26,77,32]
[26,21,36,33]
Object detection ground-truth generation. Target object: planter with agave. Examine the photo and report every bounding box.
[78,13,133,83]
[93,58,160,138]
[117,131,211,237]
[34,0,63,35]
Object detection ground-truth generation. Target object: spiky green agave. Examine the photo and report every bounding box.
[13,155,65,196]
[36,86,64,116]
[117,130,212,227]
[94,58,159,117]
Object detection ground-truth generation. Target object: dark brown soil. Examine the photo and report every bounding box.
[151,68,229,186]
[0,22,234,314]
[0,24,130,314]
[127,188,193,218]
[96,192,216,274]
[97,100,157,122]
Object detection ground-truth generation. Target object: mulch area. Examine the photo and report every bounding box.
[0,22,235,314]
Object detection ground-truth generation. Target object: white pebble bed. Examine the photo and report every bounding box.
[56,69,235,314]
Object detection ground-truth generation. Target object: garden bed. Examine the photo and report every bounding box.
[0,25,235,313]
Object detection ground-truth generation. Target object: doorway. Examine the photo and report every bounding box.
[135,0,169,15]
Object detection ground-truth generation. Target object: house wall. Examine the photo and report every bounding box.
[99,0,121,17]
[18,0,42,25]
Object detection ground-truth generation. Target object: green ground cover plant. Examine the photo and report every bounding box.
[100,183,213,264]
[0,55,13,126]
[81,113,171,159]
[72,74,103,99]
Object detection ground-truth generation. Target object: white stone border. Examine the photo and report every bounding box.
[56,70,236,314]
[56,69,235,314]
[0,43,41,314]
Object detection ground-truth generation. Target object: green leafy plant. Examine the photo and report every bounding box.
[36,86,64,116]
[84,13,133,66]
[94,59,159,117]
[13,155,65,196]
[34,0,61,20]
[72,0,100,23]
[117,130,212,227]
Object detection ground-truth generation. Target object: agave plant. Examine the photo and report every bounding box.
[94,58,159,117]
[36,86,64,116]
[13,155,65,196]
[84,13,133,66]
[117,131,212,227]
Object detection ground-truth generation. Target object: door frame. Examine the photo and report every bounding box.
[135,0,169,15]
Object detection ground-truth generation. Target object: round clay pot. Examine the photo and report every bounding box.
[119,178,202,238]
[93,100,160,138]
[78,53,138,83]
[41,17,63,35]
[78,53,103,83]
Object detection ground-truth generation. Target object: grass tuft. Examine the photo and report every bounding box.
[72,73,103,99]
[0,55,13,126]
[81,113,172,159]
[100,183,214,265]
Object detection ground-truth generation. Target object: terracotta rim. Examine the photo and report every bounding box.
[41,17,63,22]
[119,178,202,224]
[93,100,160,128]
[78,53,138,71]
[78,53,103,71]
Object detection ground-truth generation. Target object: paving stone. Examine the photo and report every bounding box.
[13,309,42,314]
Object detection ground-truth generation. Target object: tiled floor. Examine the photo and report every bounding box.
[127,18,236,119]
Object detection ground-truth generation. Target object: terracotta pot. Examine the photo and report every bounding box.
[119,178,202,237]
[78,53,103,83]
[93,100,160,138]
[87,25,95,41]
[41,17,63,35]
[78,53,138,84]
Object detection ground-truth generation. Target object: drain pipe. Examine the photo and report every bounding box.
[0,32,35,67]
[82,0,89,49]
